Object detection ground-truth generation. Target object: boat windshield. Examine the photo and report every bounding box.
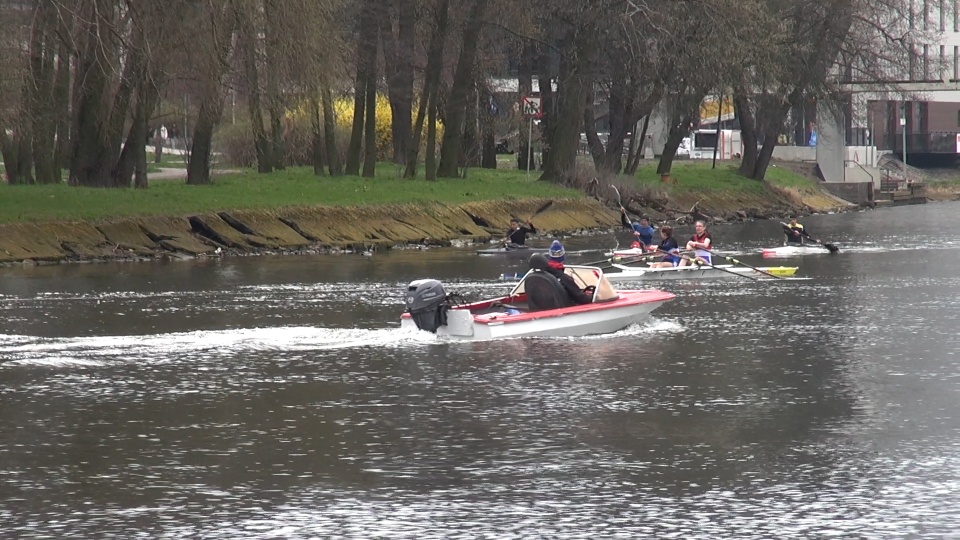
[510,265,619,302]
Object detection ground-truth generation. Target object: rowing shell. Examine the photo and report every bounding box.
[761,245,832,258]
[477,245,532,255]
[604,263,798,282]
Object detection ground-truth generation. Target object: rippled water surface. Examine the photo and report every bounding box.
[2,203,959,538]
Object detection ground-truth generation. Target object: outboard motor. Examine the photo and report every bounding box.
[404,279,449,333]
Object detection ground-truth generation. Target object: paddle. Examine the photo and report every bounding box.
[780,222,839,253]
[496,200,554,248]
[611,184,648,249]
[713,253,786,280]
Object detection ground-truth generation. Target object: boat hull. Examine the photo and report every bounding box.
[476,245,532,255]
[400,289,675,341]
[761,245,830,257]
[604,264,797,282]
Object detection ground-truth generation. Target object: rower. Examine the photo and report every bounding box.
[783,217,805,245]
[678,220,712,267]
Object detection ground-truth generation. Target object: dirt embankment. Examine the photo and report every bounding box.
[0,185,856,266]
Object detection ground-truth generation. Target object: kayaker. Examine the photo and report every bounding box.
[646,225,681,268]
[621,210,655,247]
[782,217,806,245]
[503,218,536,247]
[679,220,713,266]
[543,241,593,304]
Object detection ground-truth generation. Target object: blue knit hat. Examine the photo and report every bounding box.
[548,240,565,262]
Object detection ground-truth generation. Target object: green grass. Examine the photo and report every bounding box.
[630,160,814,192]
[0,165,581,224]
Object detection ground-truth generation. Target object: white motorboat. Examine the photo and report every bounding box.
[401,261,675,341]
[604,263,798,282]
[761,245,832,257]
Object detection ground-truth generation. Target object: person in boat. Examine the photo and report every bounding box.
[782,217,806,245]
[678,220,712,266]
[540,241,593,305]
[503,218,536,248]
[646,225,681,268]
[621,210,655,247]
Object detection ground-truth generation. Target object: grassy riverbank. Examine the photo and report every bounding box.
[0,160,819,224]
[0,166,581,224]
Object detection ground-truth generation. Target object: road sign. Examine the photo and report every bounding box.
[520,96,542,118]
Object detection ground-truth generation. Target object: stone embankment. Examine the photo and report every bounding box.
[0,184,858,266]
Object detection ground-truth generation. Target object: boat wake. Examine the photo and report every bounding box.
[0,326,436,369]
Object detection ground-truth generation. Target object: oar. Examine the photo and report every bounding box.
[668,250,765,282]
[713,254,787,280]
[780,222,839,253]
[585,250,665,268]
[496,200,554,247]
[611,184,648,249]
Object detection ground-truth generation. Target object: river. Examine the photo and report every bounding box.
[1,202,958,538]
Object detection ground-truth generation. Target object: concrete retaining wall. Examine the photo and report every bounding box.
[821,182,875,206]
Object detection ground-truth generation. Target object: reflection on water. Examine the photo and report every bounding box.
[1,202,959,537]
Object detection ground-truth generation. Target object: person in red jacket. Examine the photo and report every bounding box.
[678,220,713,266]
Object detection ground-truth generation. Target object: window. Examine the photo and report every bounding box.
[955,0,959,31]
[907,47,918,81]
[924,0,929,30]
[924,44,930,79]
[942,45,947,80]
[942,0,947,31]
[956,110,960,128]
[953,45,960,81]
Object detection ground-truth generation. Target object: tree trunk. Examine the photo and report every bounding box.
[28,7,59,185]
[321,83,342,175]
[734,90,758,177]
[362,72,378,177]
[68,2,127,188]
[346,0,377,176]
[115,80,159,187]
[436,0,490,178]
[537,46,556,172]
[384,0,415,164]
[481,133,496,168]
[657,109,695,177]
[0,127,33,185]
[540,32,594,183]
[425,87,439,180]
[238,9,272,174]
[516,42,534,171]
[582,85,605,168]
[344,73,366,175]
[625,115,650,175]
[598,76,631,174]
[462,82,480,169]
[750,102,791,180]
[310,97,326,176]
[263,0,285,171]
[53,42,71,173]
[404,0,449,179]
[186,93,223,185]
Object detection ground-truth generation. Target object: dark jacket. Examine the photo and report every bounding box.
[545,260,592,304]
[657,237,680,265]
[783,223,805,244]
[507,222,536,245]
